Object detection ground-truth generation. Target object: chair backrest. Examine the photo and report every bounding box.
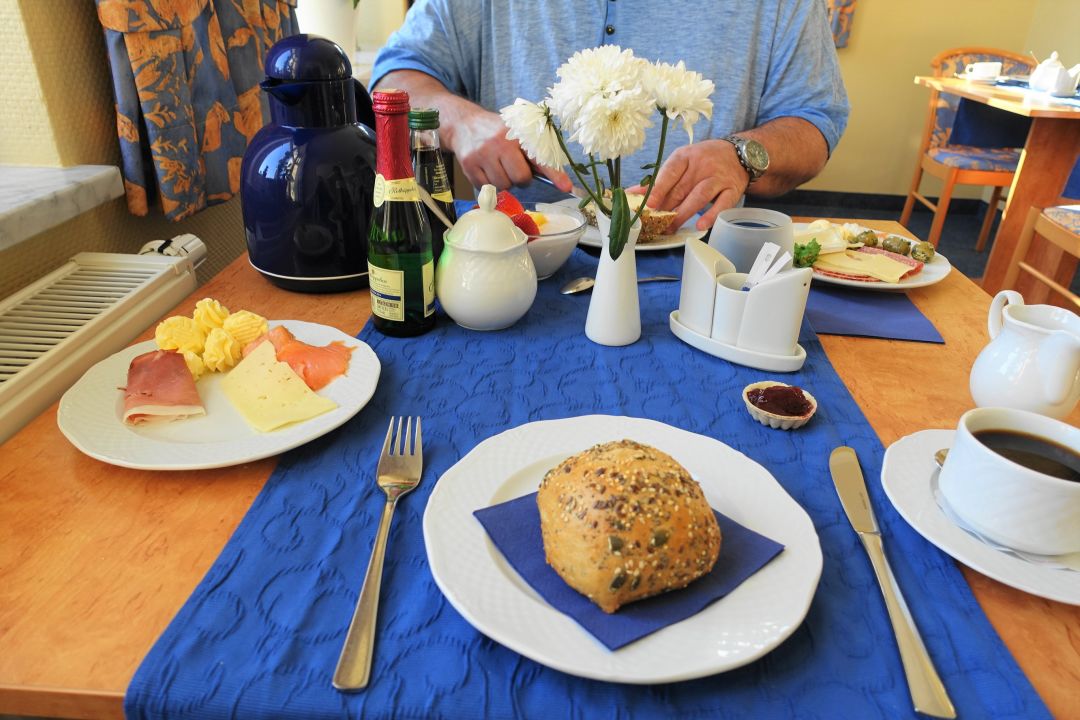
[928,47,1035,149]
[1004,205,1080,311]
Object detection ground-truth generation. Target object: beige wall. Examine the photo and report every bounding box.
[806,0,1041,197]
[1025,0,1080,67]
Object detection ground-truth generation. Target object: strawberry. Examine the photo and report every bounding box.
[494,190,525,217]
[510,212,541,237]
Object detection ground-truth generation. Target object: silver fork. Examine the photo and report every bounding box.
[332,416,423,691]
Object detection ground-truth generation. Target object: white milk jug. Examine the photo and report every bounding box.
[969,290,1080,419]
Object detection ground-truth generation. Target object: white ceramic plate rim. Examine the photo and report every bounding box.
[555,198,707,251]
[422,415,823,683]
[793,222,953,291]
[882,429,1080,606]
[57,320,380,470]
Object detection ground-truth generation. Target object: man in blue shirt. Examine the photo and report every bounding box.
[371,0,849,231]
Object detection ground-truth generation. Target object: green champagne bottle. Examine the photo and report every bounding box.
[368,89,435,337]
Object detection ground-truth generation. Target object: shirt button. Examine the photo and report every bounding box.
[605,25,615,35]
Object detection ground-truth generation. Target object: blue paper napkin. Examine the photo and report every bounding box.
[474,493,784,650]
[806,286,944,343]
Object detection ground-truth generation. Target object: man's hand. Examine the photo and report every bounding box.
[632,139,748,231]
[375,70,571,193]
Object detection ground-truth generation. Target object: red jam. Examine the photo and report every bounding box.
[746,385,813,417]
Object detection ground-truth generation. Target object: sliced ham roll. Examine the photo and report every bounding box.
[122,349,206,425]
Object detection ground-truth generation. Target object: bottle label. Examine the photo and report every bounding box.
[373,174,420,208]
[422,259,435,317]
[368,264,405,321]
[431,189,453,203]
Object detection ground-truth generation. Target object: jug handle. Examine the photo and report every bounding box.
[988,290,1023,339]
[1038,331,1080,407]
[353,78,375,130]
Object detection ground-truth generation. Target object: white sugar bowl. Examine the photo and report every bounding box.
[435,185,538,330]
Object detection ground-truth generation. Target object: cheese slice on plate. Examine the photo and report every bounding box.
[813,250,912,283]
[221,341,337,432]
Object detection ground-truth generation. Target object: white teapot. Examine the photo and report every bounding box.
[969,290,1080,419]
[435,184,537,331]
[1029,51,1080,96]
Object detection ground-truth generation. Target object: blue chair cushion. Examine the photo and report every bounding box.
[927,145,1020,172]
[1043,205,1080,235]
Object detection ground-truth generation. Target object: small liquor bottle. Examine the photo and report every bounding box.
[409,108,456,261]
[367,89,435,337]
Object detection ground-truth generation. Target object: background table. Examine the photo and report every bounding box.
[1,221,1078,719]
[913,77,1080,297]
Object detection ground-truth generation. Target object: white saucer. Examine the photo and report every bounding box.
[881,430,1080,605]
[669,311,806,372]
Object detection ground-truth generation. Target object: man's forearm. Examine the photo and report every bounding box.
[741,117,830,197]
[374,69,476,157]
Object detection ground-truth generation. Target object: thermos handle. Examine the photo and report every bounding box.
[988,290,1023,339]
[353,78,375,130]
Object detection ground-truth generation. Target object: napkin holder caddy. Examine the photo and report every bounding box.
[670,241,810,372]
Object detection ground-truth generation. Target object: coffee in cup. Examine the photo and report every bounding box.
[938,407,1080,555]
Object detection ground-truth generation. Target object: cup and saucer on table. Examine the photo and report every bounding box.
[956,61,1002,85]
[881,407,1080,606]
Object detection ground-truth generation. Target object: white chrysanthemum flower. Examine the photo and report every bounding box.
[500,99,569,169]
[570,87,655,161]
[548,45,648,130]
[643,60,714,142]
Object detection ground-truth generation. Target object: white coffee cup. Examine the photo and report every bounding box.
[964,61,1002,80]
[709,208,793,273]
[938,407,1080,555]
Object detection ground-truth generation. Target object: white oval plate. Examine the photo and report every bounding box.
[423,415,822,683]
[794,222,953,291]
[556,198,707,251]
[57,320,380,470]
[882,429,1080,605]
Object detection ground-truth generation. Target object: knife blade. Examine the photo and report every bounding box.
[829,446,956,719]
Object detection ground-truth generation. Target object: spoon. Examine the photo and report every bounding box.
[932,448,1080,571]
[560,275,678,295]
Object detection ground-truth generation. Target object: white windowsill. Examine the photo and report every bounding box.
[0,165,125,252]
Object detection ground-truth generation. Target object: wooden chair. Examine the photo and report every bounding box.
[1002,205,1080,311]
[900,47,1035,249]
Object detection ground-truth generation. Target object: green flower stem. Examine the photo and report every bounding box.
[630,113,669,228]
[552,123,609,214]
[587,153,606,211]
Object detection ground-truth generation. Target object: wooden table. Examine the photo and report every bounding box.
[913,77,1080,297]
[2,221,1079,719]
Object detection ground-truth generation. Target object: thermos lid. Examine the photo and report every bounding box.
[408,108,441,130]
[264,34,352,82]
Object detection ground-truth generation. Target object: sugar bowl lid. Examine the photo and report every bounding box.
[444,185,526,252]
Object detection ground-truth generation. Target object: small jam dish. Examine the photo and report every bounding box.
[743,381,817,430]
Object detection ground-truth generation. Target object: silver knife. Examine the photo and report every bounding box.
[829,446,956,719]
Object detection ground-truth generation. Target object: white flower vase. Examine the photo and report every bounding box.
[586,213,642,346]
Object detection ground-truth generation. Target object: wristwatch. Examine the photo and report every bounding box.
[722,134,769,183]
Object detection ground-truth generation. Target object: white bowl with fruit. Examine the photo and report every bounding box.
[516,202,588,279]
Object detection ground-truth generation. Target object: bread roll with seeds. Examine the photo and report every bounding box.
[536,439,722,613]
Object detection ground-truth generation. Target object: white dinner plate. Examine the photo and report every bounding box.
[423,415,822,683]
[556,198,707,251]
[881,429,1080,606]
[57,320,380,470]
[794,222,952,291]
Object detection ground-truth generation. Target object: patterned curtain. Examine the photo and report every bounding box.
[827,0,857,48]
[96,0,299,221]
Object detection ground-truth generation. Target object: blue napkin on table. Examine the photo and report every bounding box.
[474,493,784,651]
[806,286,944,343]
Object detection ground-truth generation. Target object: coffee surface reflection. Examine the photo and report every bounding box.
[973,429,1080,482]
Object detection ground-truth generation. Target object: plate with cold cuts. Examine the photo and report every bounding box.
[57,320,380,470]
[423,415,822,683]
[795,222,952,291]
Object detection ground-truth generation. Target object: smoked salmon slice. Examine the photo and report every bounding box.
[122,350,205,425]
[243,326,353,391]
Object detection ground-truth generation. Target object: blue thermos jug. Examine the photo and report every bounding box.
[241,34,376,292]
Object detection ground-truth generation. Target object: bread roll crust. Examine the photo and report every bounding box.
[537,439,722,613]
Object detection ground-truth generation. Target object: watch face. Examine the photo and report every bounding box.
[743,139,769,172]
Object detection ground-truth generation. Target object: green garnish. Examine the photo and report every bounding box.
[794,238,821,268]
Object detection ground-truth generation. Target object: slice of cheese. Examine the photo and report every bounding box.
[221,341,337,432]
[795,219,847,255]
[813,250,912,283]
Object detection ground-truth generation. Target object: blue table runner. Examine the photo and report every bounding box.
[125,245,1047,719]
